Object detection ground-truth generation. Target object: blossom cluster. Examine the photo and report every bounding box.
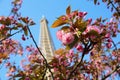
[0,1,120,80]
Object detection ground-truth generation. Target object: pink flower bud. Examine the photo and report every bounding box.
[78,12,87,18]
[9,67,16,73]
[105,33,111,38]
[76,44,83,52]
[87,18,92,24]
[5,62,11,67]
[107,38,112,42]
[78,12,84,18]
[106,43,112,48]
[22,35,26,41]
[83,12,87,16]
[6,73,12,77]
[25,77,30,80]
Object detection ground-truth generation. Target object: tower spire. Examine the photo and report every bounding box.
[40,16,54,62]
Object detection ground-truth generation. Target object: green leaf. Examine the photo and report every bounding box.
[66,6,71,15]
[51,15,68,28]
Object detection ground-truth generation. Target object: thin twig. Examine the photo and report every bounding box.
[26,26,54,80]
[67,52,85,80]
[42,65,47,80]
[0,29,23,44]
[102,66,120,80]
[0,60,8,70]
[67,46,86,80]
[110,0,120,16]
[111,39,117,50]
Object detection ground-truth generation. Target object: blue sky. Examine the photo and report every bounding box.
[0,0,112,48]
[0,0,119,80]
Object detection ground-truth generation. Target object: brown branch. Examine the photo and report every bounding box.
[111,39,117,50]
[110,0,120,16]
[67,40,95,80]
[0,29,23,44]
[67,44,88,80]
[42,65,47,80]
[102,65,120,80]
[26,26,54,80]
[67,51,85,80]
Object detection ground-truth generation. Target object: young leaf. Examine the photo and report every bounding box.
[51,15,68,28]
[61,26,70,32]
[66,6,71,15]
[23,26,28,36]
[75,19,87,32]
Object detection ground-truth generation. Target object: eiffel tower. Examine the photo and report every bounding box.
[39,16,55,62]
[39,16,54,80]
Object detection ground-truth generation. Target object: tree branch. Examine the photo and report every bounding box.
[110,0,120,16]
[42,66,47,80]
[111,39,117,50]
[26,26,54,80]
[67,44,88,80]
[102,65,120,80]
[0,29,23,44]
[67,52,85,80]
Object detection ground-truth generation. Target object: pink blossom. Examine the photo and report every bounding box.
[107,38,112,42]
[22,35,26,41]
[0,16,4,20]
[62,32,74,45]
[26,46,33,52]
[9,67,16,73]
[76,44,83,52]
[6,73,12,77]
[87,18,92,24]
[25,77,30,80]
[85,25,101,34]
[66,49,74,62]
[67,11,77,19]
[17,48,23,55]
[105,33,111,38]
[78,12,87,18]
[106,43,112,48]
[5,62,11,67]
[56,30,64,41]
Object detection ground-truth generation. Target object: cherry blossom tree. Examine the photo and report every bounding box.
[0,0,120,80]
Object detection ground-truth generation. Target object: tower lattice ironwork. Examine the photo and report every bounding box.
[39,16,55,62]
